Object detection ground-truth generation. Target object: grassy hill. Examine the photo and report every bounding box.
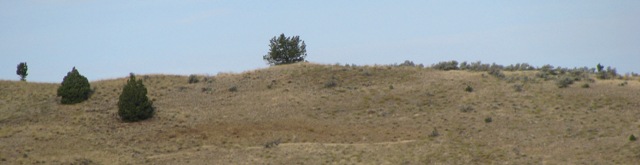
[1,63,639,164]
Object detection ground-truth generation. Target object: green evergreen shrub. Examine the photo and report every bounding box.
[118,73,154,122]
[16,62,28,81]
[596,63,604,73]
[57,67,91,104]
[464,85,473,92]
[263,33,307,65]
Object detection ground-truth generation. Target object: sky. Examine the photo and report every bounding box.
[1,0,639,82]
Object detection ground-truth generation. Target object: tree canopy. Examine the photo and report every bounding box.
[118,73,154,122]
[16,62,28,81]
[57,67,91,104]
[263,33,307,65]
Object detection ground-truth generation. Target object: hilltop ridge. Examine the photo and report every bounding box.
[1,62,639,164]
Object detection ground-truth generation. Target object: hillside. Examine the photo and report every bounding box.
[1,63,639,164]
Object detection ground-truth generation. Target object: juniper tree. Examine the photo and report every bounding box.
[16,62,28,81]
[118,73,154,122]
[263,33,307,65]
[57,67,91,104]
[596,63,604,73]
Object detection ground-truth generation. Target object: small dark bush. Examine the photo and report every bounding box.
[556,77,574,88]
[57,67,92,104]
[581,83,590,88]
[188,74,199,84]
[464,85,473,92]
[484,117,493,123]
[228,85,238,92]
[118,73,154,122]
[631,135,637,141]
[399,60,416,67]
[596,63,604,72]
[432,60,459,71]
[16,62,28,81]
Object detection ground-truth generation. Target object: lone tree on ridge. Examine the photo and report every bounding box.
[263,33,307,65]
[16,62,28,81]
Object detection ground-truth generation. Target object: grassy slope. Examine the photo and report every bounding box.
[1,63,639,164]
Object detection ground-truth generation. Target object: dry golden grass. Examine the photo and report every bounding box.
[1,62,639,164]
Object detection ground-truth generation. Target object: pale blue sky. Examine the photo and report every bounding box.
[2,0,639,82]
